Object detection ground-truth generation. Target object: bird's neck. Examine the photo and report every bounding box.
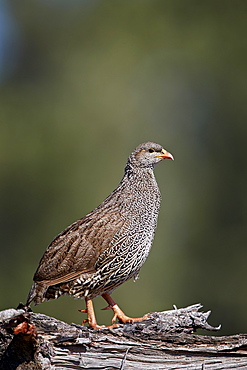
[122,162,161,198]
[118,163,161,228]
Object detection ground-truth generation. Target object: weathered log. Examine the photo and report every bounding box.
[1,304,247,369]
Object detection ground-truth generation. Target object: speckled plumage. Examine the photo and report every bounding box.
[26,142,173,327]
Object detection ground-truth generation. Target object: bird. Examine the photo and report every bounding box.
[26,142,174,328]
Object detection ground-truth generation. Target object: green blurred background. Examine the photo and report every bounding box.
[1,0,247,335]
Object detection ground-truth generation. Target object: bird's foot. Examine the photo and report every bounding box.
[79,308,88,325]
[101,304,112,310]
[78,309,87,313]
[81,317,121,329]
[79,304,121,329]
[101,293,150,325]
[111,305,150,324]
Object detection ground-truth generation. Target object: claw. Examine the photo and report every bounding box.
[111,313,118,324]
[82,319,88,325]
[90,323,122,329]
[101,305,112,311]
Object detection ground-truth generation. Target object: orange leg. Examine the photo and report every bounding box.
[102,293,150,324]
[80,297,120,329]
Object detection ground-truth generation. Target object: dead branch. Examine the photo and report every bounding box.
[1,304,247,369]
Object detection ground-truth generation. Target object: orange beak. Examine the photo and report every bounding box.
[156,148,174,160]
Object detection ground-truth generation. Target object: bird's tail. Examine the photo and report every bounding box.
[26,282,47,307]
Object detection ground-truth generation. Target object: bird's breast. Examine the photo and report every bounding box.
[95,183,161,273]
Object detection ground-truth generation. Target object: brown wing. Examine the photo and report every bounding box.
[33,195,125,285]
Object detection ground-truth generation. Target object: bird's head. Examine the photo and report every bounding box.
[128,142,174,169]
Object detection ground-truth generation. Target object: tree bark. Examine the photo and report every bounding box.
[1,304,247,370]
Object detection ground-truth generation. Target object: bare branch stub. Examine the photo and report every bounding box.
[121,303,221,340]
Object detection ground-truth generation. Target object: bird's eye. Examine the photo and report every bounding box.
[148,148,154,153]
